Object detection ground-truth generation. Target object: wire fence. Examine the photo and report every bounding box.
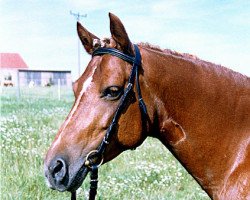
[0,85,74,101]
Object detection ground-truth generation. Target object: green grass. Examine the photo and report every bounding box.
[0,87,210,200]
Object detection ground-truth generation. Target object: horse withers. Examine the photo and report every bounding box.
[44,13,250,200]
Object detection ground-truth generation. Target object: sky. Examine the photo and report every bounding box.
[1,0,250,80]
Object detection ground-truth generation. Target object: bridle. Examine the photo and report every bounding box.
[71,44,148,200]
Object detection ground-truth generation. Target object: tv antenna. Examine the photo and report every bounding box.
[70,11,87,77]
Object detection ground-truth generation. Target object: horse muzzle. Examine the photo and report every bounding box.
[44,156,89,192]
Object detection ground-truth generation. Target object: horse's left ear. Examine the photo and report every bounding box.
[109,13,133,55]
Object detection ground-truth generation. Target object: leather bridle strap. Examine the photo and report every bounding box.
[93,44,147,156]
[71,44,148,200]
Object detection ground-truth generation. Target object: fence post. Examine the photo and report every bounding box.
[58,79,61,100]
[17,70,20,99]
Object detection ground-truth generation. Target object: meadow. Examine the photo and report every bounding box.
[0,87,210,200]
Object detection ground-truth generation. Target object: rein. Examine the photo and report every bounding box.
[71,44,148,200]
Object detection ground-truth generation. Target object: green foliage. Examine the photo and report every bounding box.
[0,87,210,199]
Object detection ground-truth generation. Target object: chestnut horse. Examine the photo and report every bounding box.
[44,13,250,200]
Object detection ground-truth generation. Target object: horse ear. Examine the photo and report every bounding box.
[109,13,133,55]
[77,22,99,54]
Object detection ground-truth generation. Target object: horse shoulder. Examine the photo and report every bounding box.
[218,137,250,200]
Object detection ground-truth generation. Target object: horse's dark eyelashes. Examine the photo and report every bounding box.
[101,86,124,101]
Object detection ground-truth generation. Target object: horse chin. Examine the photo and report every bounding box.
[67,166,89,192]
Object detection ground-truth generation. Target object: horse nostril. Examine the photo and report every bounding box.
[54,160,63,173]
[50,158,67,183]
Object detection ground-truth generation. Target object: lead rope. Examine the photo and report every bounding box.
[70,166,98,200]
[89,165,98,200]
[71,191,76,200]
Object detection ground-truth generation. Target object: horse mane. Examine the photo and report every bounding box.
[139,42,213,65]
[93,38,203,62]
[138,42,249,81]
[94,39,247,80]
[139,42,201,60]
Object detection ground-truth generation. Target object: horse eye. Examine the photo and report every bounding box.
[102,86,123,100]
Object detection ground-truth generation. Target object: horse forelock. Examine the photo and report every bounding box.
[93,38,117,50]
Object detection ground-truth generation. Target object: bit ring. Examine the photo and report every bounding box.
[84,150,103,168]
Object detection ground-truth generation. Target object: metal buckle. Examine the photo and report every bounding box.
[84,150,104,168]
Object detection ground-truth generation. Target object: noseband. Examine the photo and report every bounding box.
[71,44,148,200]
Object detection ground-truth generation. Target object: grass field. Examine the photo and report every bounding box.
[0,87,210,200]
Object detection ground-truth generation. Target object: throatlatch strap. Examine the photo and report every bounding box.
[134,45,148,118]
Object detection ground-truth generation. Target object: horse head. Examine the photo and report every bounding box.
[44,13,151,192]
[44,12,250,199]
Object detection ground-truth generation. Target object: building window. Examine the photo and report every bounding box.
[53,72,67,85]
[26,72,41,86]
[5,73,12,80]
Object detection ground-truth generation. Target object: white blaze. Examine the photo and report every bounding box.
[51,65,98,149]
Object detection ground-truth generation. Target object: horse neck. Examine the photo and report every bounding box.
[141,46,250,198]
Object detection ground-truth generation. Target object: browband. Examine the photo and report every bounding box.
[92,47,135,64]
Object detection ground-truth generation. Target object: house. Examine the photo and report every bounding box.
[0,53,72,87]
[0,53,28,86]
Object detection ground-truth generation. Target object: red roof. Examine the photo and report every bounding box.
[0,53,28,69]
